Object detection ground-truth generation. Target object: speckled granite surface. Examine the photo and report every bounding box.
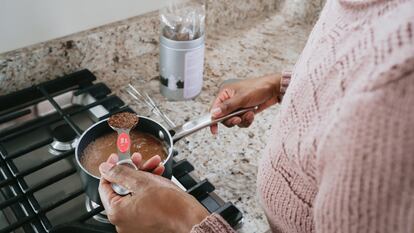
[0,0,324,232]
[0,0,281,95]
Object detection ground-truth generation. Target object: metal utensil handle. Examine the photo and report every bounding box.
[143,91,176,127]
[111,128,137,195]
[171,106,258,142]
[127,84,176,128]
[114,128,132,161]
[210,106,258,125]
[111,159,138,195]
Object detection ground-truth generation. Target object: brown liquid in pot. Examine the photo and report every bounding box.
[81,130,168,177]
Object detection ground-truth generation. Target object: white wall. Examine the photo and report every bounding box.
[0,0,170,53]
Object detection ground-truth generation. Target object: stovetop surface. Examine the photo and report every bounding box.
[0,70,242,233]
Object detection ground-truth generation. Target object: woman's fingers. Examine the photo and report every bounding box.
[215,95,244,118]
[107,153,119,165]
[134,153,164,175]
[257,96,279,113]
[152,164,165,176]
[99,153,165,207]
[131,152,143,169]
[210,87,237,134]
[222,111,254,128]
[223,117,242,127]
[99,162,143,192]
[211,88,253,128]
[100,162,173,192]
[98,176,123,214]
[114,153,162,175]
[210,123,218,134]
[237,111,255,128]
[107,153,142,169]
[209,97,224,134]
[210,89,230,117]
[141,155,162,171]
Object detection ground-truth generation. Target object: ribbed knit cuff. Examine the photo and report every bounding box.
[190,213,236,233]
[279,71,292,102]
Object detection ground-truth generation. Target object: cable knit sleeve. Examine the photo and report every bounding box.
[190,214,236,233]
[279,71,292,101]
[313,66,414,232]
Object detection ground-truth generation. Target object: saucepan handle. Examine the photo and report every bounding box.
[170,106,258,142]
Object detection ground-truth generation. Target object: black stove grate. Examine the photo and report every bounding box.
[0,70,242,233]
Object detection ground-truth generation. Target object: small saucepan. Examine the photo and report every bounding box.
[75,107,257,204]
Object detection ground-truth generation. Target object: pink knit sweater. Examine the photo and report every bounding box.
[192,0,414,232]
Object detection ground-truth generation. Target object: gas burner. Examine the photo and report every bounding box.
[85,196,111,224]
[49,124,78,155]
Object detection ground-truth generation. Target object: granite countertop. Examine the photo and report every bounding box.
[0,0,319,232]
[98,14,311,233]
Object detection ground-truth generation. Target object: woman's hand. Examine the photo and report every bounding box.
[210,74,281,134]
[98,153,209,233]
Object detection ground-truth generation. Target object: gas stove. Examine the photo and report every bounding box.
[0,70,242,233]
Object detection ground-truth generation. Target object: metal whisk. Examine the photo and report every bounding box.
[125,83,176,128]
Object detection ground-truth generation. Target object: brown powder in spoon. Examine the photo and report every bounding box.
[108,112,139,129]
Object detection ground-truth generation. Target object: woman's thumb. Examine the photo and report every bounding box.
[212,97,243,118]
[100,163,141,190]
